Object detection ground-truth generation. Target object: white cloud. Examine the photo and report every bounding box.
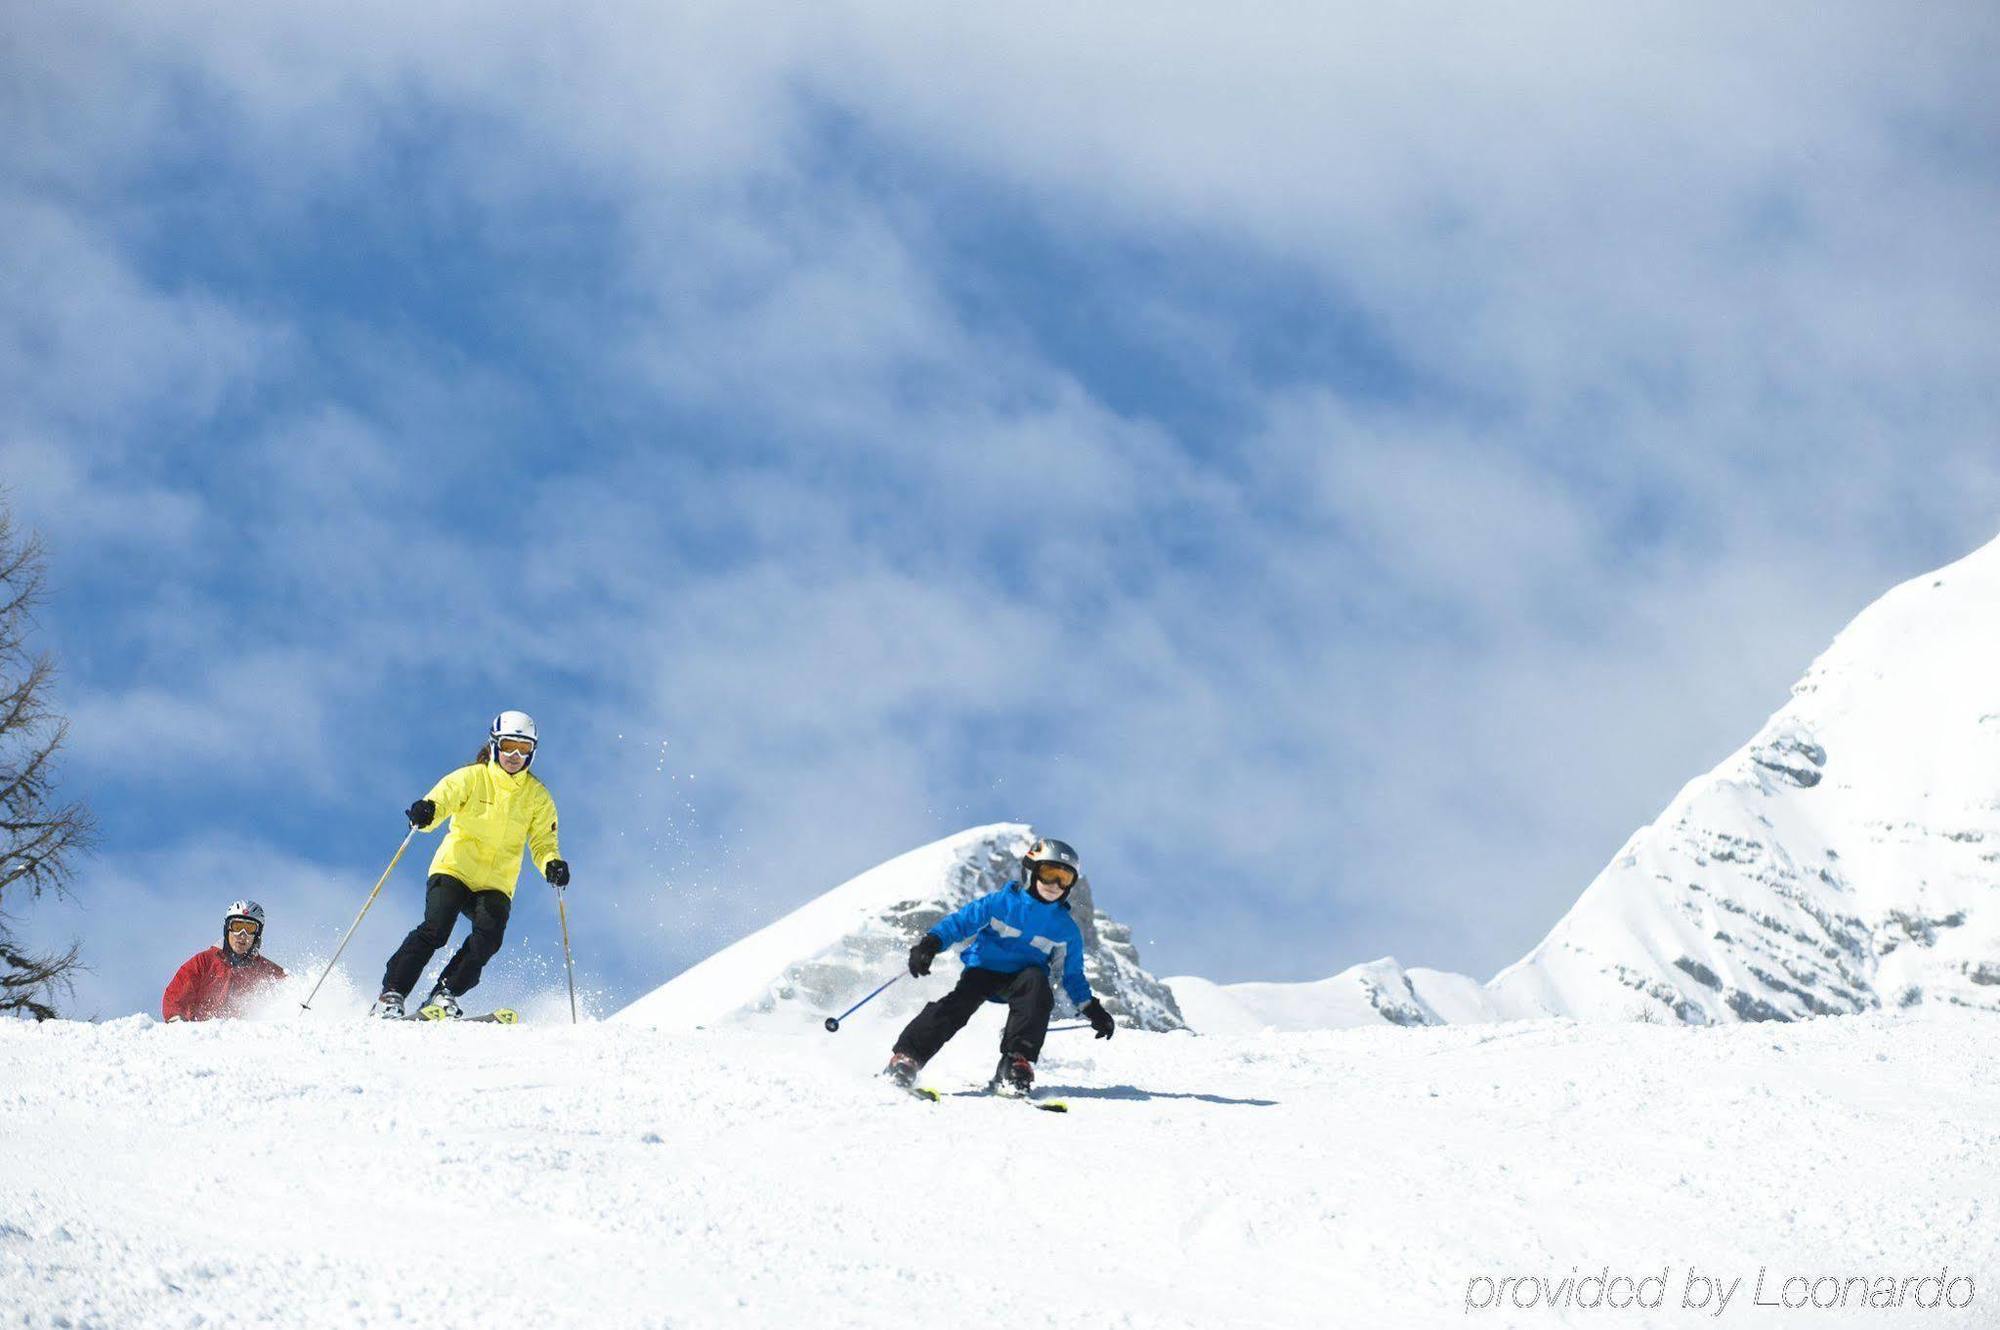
[0,436,208,563]
[0,200,277,431]
[65,652,341,785]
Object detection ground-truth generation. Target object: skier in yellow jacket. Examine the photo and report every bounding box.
[370,710,567,1019]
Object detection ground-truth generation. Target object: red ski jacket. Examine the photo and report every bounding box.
[161,948,287,1021]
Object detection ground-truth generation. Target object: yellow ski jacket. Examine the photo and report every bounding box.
[418,761,562,898]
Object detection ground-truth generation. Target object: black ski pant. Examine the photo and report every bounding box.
[381,874,512,999]
[893,965,1055,1066]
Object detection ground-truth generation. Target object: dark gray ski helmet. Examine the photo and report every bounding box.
[1023,837,1081,895]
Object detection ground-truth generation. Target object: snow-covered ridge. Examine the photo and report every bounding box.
[1173,533,2000,1030]
[1169,960,1499,1034]
[616,823,1184,1033]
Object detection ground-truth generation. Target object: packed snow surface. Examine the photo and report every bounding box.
[4,1008,1994,1328]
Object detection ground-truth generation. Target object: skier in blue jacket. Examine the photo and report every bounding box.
[886,837,1116,1096]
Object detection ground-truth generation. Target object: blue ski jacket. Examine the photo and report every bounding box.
[928,883,1093,1007]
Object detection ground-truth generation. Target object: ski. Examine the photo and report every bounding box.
[988,1093,1068,1112]
[897,1083,1062,1109]
[405,1006,520,1024]
[978,1084,1069,1112]
[882,1073,939,1102]
[988,1083,1068,1112]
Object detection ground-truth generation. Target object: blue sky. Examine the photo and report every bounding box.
[7,4,1998,1018]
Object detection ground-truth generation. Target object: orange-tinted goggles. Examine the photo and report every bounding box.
[496,737,537,756]
[226,921,261,937]
[1032,862,1077,888]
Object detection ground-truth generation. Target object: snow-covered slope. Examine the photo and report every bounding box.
[616,823,1184,1033]
[1173,535,2000,1030]
[5,1011,1994,1327]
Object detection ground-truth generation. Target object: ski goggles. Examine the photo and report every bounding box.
[495,737,537,756]
[1030,861,1078,889]
[226,921,262,938]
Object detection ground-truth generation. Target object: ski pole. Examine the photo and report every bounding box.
[1046,1022,1092,1034]
[301,826,417,1012]
[822,973,902,1032]
[556,884,578,1025]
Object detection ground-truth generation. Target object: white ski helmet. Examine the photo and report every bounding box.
[1023,837,1081,896]
[489,710,539,767]
[223,899,266,955]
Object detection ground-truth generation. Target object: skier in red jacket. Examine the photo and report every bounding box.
[162,900,287,1022]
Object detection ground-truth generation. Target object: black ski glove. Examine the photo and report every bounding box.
[908,933,942,978]
[1083,998,1115,1040]
[405,799,436,830]
[545,859,570,888]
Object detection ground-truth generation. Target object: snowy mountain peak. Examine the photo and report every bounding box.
[1171,534,2000,1031]
[1489,535,2000,1025]
[616,823,1185,1033]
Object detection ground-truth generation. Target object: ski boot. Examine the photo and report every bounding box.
[883,1052,938,1101]
[370,991,405,1020]
[884,1053,921,1089]
[992,1054,1035,1099]
[418,988,462,1021]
